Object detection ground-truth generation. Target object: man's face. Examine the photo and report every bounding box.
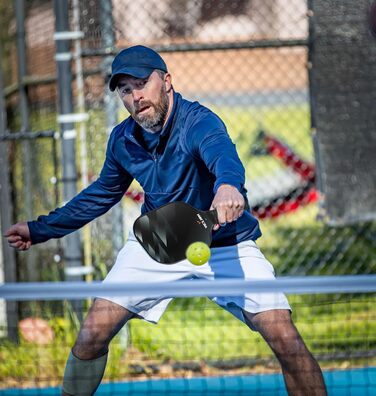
[117,71,171,132]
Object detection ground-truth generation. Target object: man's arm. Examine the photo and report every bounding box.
[185,114,246,227]
[28,175,133,245]
[5,133,134,247]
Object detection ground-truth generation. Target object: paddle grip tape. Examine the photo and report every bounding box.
[62,351,108,395]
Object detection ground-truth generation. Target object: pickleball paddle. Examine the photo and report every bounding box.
[133,202,218,264]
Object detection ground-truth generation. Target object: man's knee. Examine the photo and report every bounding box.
[271,328,308,365]
[245,310,308,360]
[73,299,132,360]
[74,309,126,359]
[72,319,106,359]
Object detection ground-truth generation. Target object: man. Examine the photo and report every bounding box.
[5,45,327,395]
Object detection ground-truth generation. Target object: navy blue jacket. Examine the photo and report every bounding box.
[29,92,261,247]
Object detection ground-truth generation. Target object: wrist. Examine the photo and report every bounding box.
[217,183,236,190]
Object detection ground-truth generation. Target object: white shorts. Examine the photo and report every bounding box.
[101,233,291,328]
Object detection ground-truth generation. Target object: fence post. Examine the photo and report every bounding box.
[15,0,38,282]
[53,0,83,315]
[0,44,19,342]
[100,0,124,259]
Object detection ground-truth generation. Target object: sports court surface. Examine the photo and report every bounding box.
[1,368,375,395]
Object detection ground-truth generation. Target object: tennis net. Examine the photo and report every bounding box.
[0,275,375,395]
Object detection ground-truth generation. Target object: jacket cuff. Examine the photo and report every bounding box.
[213,180,242,194]
[28,220,49,245]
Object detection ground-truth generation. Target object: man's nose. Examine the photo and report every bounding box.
[132,89,143,102]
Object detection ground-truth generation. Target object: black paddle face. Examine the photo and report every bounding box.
[133,202,218,264]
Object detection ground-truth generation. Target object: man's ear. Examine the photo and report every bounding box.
[164,73,173,93]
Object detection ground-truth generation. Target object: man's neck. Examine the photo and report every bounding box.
[143,127,161,134]
[162,90,174,128]
[143,90,175,134]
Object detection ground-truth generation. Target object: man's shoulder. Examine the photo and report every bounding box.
[178,94,223,128]
[179,94,209,115]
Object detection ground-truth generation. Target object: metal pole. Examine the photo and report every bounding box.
[307,0,324,219]
[53,0,83,315]
[100,0,128,348]
[307,0,316,133]
[100,0,124,258]
[15,0,37,282]
[15,0,30,131]
[0,43,19,343]
[72,0,93,281]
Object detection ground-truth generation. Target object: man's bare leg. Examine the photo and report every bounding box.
[244,309,327,396]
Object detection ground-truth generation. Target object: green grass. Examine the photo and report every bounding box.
[129,299,269,362]
[128,294,376,362]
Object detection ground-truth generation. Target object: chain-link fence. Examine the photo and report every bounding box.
[1,0,376,389]
[1,0,375,285]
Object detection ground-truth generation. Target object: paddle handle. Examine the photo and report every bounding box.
[204,208,219,228]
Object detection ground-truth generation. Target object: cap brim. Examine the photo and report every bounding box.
[109,67,154,91]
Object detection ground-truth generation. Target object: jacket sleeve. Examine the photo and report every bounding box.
[28,132,134,244]
[184,112,245,193]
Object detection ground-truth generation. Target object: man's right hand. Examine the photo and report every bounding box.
[4,222,32,251]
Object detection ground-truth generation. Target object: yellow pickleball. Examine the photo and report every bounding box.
[185,242,211,265]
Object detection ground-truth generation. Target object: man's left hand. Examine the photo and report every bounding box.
[210,184,245,230]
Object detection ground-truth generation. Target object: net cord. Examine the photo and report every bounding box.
[0,275,375,301]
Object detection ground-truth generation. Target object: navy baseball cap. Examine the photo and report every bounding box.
[109,45,168,91]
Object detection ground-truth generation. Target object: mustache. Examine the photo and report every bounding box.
[134,101,153,113]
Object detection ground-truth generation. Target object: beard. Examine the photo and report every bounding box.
[131,85,169,133]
